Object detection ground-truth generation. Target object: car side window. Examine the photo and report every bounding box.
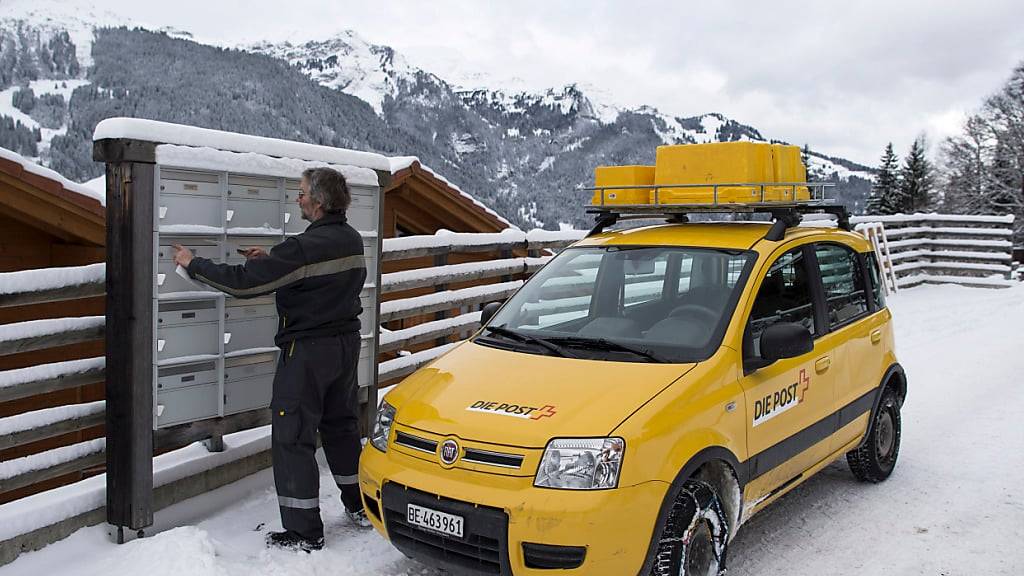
[814,244,869,327]
[747,247,816,355]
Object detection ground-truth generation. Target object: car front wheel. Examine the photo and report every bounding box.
[651,479,729,576]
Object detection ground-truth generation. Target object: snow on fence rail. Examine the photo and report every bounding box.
[852,213,1016,289]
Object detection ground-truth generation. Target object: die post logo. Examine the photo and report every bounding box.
[753,369,810,427]
[466,400,557,421]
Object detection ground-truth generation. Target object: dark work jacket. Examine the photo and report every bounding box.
[187,213,366,346]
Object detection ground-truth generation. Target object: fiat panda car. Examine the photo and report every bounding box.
[359,215,906,575]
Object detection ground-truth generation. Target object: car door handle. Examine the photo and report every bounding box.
[815,356,831,373]
[871,329,882,344]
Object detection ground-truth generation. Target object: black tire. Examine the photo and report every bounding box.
[651,480,729,576]
[847,387,902,482]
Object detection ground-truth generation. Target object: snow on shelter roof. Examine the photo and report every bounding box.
[388,156,516,230]
[93,118,391,172]
[0,146,105,211]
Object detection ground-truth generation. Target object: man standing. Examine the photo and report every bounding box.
[172,167,370,552]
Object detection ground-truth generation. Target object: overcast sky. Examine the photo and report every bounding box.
[43,0,1024,166]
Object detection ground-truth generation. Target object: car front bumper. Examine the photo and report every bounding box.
[359,443,668,575]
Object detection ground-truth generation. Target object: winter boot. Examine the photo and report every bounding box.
[346,508,372,528]
[265,530,324,552]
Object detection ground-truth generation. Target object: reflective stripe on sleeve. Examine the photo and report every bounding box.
[334,474,359,485]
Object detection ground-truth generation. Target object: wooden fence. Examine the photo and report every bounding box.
[850,213,1017,289]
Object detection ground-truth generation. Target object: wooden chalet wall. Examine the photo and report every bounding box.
[379,162,526,380]
[0,157,106,503]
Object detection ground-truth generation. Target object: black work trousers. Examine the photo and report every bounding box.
[271,332,363,540]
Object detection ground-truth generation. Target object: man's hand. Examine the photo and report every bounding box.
[172,244,194,268]
[242,247,268,260]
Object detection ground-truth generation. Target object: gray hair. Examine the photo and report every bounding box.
[301,167,350,213]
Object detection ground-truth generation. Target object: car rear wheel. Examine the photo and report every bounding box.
[651,479,729,576]
[847,387,902,482]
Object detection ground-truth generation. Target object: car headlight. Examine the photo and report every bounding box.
[534,437,625,490]
[370,402,396,452]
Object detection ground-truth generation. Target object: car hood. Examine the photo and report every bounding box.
[384,341,696,448]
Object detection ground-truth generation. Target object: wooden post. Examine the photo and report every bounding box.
[95,138,156,535]
[433,253,449,347]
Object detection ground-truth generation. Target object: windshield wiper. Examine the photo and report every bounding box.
[545,336,669,363]
[482,326,578,358]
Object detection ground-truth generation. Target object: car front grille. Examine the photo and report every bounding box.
[393,431,524,470]
[394,431,438,454]
[382,482,511,575]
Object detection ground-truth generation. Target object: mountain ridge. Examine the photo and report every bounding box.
[0,9,874,228]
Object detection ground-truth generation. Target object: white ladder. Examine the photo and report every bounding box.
[857,222,898,295]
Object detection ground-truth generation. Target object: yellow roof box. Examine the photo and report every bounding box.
[592,165,655,205]
[653,142,808,205]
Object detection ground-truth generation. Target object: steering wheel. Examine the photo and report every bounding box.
[668,304,719,326]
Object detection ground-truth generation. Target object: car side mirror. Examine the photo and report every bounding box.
[760,323,813,363]
[480,301,503,325]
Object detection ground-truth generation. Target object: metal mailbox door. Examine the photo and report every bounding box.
[225,237,280,264]
[226,198,282,233]
[362,235,378,281]
[156,237,221,295]
[224,316,279,354]
[158,194,223,231]
[224,351,277,414]
[357,337,374,388]
[359,288,376,337]
[159,169,220,197]
[156,383,219,427]
[227,175,281,202]
[348,187,377,232]
[284,183,308,235]
[156,300,220,361]
[156,360,218,393]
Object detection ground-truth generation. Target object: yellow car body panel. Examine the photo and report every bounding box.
[361,222,900,575]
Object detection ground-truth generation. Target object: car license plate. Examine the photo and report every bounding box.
[407,503,464,538]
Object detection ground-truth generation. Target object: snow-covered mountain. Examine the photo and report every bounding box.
[0,4,874,228]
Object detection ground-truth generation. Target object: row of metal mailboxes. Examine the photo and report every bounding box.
[156,293,377,361]
[156,173,379,234]
[155,339,375,428]
[155,235,379,296]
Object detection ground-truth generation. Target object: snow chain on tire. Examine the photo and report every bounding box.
[651,479,730,576]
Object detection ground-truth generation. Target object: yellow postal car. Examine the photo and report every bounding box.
[359,218,906,576]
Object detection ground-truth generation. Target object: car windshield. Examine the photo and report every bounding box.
[477,246,756,363]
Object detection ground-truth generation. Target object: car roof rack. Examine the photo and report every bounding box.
[582,181,851,240]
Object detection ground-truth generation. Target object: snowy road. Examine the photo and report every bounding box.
[3,283,1023,576]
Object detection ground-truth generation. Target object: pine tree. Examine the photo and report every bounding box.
[898,136,934,212]
[867,143,901,214]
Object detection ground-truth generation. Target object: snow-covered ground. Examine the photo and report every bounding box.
[2,283,1022,575]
